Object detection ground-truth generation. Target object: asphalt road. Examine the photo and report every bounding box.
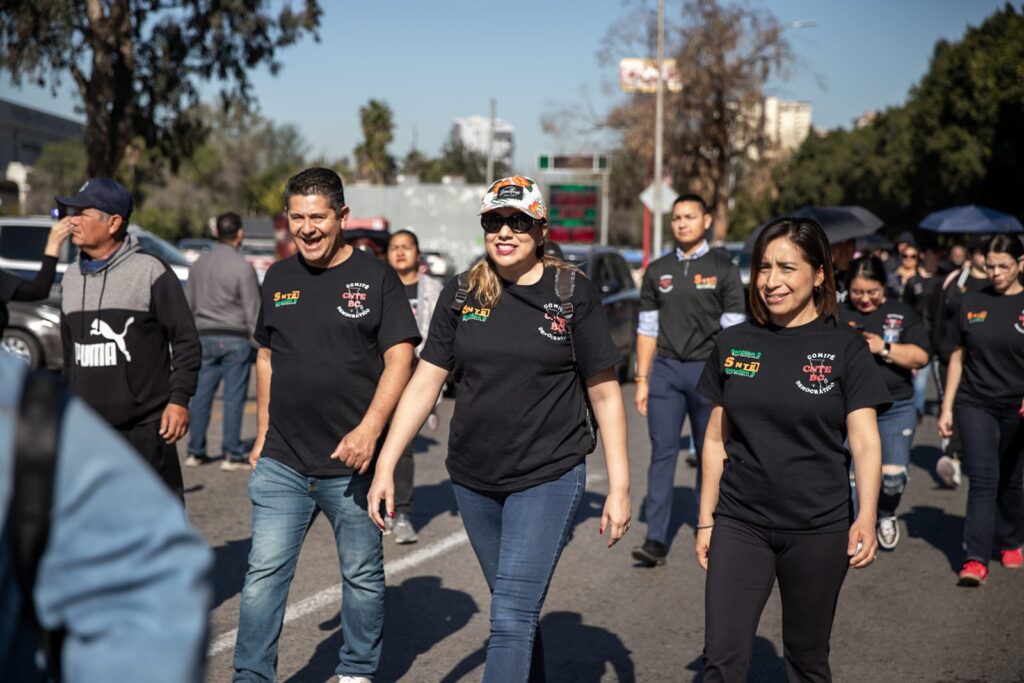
[183,378,1024,683]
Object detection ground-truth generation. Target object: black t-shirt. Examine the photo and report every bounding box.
[254,250,421,475]
[951,287,1024,408]
[839,299,930,401]
[697,316,891,532]
[936,273,989,361]
[404,281,418,317]
[0,269,20,332]
[640,249,745,361]
[420,267,619,493]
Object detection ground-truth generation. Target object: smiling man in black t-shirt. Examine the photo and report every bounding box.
[232,168,419,683]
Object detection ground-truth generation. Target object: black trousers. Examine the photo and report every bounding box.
[116,418,185,504]
[703,516,850,683]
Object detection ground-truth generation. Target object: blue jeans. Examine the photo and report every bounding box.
[876,398,917,517]
[911,360,932,416]
[958,401,1024,565]
[645,356,712,545]
[452,462,586,683]
[233,457,384,682]
[188,335,252,458]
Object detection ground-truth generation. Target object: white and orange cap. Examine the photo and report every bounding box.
[479,176,547,220]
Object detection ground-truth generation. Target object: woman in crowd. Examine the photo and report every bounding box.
[841,256,930,550]
[0,217,70,334]
[938,234,1024,586]
[695,218,887,682]
[369,176,631,682]
[384,229,444,544]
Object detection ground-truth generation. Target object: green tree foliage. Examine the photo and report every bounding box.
[354,99,397,184]
[0,0,321,177]
[773,4,1024,227]
[24,138,89,214]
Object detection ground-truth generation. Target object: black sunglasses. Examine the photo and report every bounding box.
[480,212,540,234]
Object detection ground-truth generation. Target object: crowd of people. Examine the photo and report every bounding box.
[0,168,1021,682]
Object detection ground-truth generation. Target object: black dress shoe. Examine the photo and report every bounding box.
[632,539,668,566]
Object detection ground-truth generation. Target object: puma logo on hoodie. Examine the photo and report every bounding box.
[75,317,135,366]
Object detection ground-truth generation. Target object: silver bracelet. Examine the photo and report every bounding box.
[696,523,714,530]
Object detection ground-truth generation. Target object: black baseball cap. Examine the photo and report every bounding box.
[56,178,133,221]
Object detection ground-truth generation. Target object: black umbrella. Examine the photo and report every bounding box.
[919,204,1023,234]
[743,205,884,251]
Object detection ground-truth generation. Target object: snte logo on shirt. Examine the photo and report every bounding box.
[75,317,134,367]
[966,310,987,324]
[461,305,490,322]
[274,290,300,307]
[658,274,673,293]
[538,303,569,342]
[694,274,718,290]
[338,283,371,319]
[723,348,761,378]
[796,352,836,395]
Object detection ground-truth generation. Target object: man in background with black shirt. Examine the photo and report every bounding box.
[632,194,745,566]
[232,168,419,683]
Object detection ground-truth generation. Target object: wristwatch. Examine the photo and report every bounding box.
[881,342,893,363]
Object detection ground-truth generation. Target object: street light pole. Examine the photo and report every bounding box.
[652,0,665,261]
[486,98,496,185]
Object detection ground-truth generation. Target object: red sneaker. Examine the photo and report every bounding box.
[958,560,988,586]
[1000,547,1024,569]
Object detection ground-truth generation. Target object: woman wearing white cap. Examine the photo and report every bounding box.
[369,176,631,681]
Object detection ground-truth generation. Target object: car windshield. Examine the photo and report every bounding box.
[132,229,191,267]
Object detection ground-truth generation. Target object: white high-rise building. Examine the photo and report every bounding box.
[450,115,515,167]
[763,96,812,152]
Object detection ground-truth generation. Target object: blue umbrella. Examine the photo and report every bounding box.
[919,204,1023,233]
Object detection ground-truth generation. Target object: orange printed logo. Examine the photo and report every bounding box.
[966,310,988,324]
[694,274,718,290]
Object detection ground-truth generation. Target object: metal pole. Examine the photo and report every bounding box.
[600,170,610,246]
[652,0,665,260]
[486,98,496,185]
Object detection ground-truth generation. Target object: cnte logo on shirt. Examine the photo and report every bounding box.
[796,352,837,395]
[338,283,371,319]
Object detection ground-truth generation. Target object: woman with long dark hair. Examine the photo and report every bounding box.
[368,176,631,682]
[938,234,1024,586]
[695,218,888,681]
[841,256,930,550]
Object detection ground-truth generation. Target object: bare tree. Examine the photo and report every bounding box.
[602,0,793,241]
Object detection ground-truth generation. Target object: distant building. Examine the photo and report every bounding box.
[855,110,879,129]
[0,98,83,172]
[763,96,812,152]
[450,115,515,167]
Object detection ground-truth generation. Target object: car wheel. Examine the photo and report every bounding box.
[2,328,43,369]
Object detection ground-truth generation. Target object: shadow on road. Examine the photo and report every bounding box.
[285,576,479,683]
[439,611,635,682]
[684,636,785,681]
[909,444,947,488]
[211,538,252,610]
[902,504,965,572]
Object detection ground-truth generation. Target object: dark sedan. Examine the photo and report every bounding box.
[559,245,641,382]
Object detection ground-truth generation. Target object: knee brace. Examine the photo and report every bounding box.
[882,470,908,497]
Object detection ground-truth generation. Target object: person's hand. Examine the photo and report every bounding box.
[695,527,713,570]
[249,436,265,469]
[635,380,649,416]
[600,489,631,548]
[159,404,189,444]
[861,331,884,354]
[367,472,395,531]
[937,408,954,439]
[45,217,72,257]
[330,423,378,474]
[848,514,877,568]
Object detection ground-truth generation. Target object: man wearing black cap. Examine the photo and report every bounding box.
[57,178,200,499]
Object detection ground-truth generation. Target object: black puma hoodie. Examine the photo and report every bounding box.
[60,233,200,428]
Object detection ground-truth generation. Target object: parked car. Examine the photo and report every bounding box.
[559,245,641,382]
[1,216,192,369]
[177,237,215,263]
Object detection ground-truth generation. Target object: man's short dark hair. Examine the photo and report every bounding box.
[284,167,346,217]
[216,212,243,242]
[672,193,709,214]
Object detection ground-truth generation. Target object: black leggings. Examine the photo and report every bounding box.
[703,516,850,683]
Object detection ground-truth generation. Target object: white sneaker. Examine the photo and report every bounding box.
[936,456,961,489]
[184,454,213,467]
[392,513,418,544]
[877,516,900,550]
[338,676,372,683]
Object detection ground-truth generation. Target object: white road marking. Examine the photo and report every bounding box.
[208,471,607,658]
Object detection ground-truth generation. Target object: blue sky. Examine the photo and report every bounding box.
[1,0,1011,173]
